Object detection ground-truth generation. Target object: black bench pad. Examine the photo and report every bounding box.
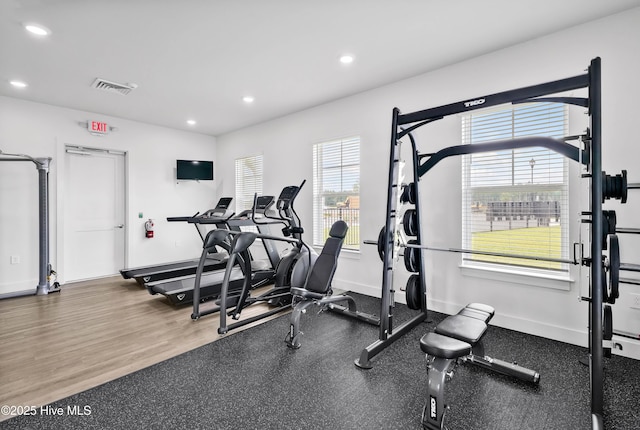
[435,314,487,344]
[420,332,471,358]
[458,307,492,323]
[466,302,495,317]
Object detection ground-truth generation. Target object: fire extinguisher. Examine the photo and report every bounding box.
[145,219,154,238]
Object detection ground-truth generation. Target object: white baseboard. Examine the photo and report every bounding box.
[0,280,37,299]
[0,289,35,299]
[610,335,640,360]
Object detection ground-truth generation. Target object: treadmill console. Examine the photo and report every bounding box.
[255,195,275,213]
[184,197,234,224]
[203,197,233,218]
[234,195,274,220]
[216,197,232,210]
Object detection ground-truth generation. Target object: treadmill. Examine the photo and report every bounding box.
[145,195,280,305]
[119,197,234,285]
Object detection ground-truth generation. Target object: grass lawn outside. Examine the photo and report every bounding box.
[320,224,561,264]
[471,225,563,270]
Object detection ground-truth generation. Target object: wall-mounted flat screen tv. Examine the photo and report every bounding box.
[176,160,214,180]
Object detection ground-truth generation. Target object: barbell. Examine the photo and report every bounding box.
[372,225,621,305]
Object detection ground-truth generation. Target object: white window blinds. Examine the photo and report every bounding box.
[235,154,263,213]
[312,137,360,250]
[461,103,569,273]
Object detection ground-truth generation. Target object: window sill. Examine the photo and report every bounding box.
[459,263,574,291]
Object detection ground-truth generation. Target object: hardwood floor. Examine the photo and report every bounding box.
[0,277,284,422]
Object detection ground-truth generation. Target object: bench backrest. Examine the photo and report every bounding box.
[304,220,348,294]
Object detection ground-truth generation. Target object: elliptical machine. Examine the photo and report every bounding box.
[256,181,317,306]
[191,181,317,333]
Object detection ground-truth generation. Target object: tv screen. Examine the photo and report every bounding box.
[176,160,213,180]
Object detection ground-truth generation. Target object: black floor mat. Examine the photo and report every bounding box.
[2,294,638,429]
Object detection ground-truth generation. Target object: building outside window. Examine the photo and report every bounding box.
[312,136,360,251]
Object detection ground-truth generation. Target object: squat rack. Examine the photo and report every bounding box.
[0,149,57,296]
[358,58,607,428]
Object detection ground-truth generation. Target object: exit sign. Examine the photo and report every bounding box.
[89,120,109,135]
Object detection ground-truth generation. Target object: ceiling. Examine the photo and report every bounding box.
[1,0,639,137]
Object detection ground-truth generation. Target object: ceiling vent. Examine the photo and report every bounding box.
[91,78,138,96]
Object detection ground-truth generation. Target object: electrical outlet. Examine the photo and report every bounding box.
[10,255,20,264]
[631,293,640,310]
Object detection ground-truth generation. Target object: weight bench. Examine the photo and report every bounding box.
[285,220,379,349]
[419,303,540,430]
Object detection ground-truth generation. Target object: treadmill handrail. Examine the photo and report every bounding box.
[187,212,236,224]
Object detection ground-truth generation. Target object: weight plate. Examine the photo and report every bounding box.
[603,304,613,358]
[620,169,628,204]
[601,210,615,249]
[602,170,628,203]
[377,227,386,262]
[601,267,608,304]
[404,240,420,272]
[400,184,410,203]
[607,234,620,304]
[401,182,416,205]
[601,215,610,250]
[603,304,613,340]
[405,274,422,310]
[602,171,611,202]
[403,209,418,237]
[607,210,617,234]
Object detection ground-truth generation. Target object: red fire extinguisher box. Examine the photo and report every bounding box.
[144,219,154,238]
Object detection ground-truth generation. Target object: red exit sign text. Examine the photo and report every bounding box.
[90,121,109,135]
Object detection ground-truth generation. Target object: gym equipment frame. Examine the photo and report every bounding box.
[357,58,609,429]
[0,149,58,297]
[286,220,380,349]
[194,183,317,334]
[419,303,540,430]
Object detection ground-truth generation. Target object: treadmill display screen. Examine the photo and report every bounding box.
[255,196,274,211]
[216,197,232,209]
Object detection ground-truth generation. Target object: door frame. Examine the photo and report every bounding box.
[56,143,128,284]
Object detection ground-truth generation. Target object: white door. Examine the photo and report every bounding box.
[64,147,125,281]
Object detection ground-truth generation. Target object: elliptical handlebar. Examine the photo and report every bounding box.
[250,194,284,227]
[250,180,306,231]
[285,180,305,235]
[247,181,312,268]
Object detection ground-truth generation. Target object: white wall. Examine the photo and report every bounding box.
[216,8,640,359]
[0,97,218,293]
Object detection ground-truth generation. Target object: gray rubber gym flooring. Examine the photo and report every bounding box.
[1,293,638,429]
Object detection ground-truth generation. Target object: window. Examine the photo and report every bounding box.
[235,154,263,212]
[461,103,569,275]
[312,136,360,251]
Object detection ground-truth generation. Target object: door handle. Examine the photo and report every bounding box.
[115,224,125,229]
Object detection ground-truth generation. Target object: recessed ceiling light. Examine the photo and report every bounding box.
[10,80,28,88]
[187,119,196,125]
[243,96,254,103]
[24,23,51,36]
[339,55,354,64]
